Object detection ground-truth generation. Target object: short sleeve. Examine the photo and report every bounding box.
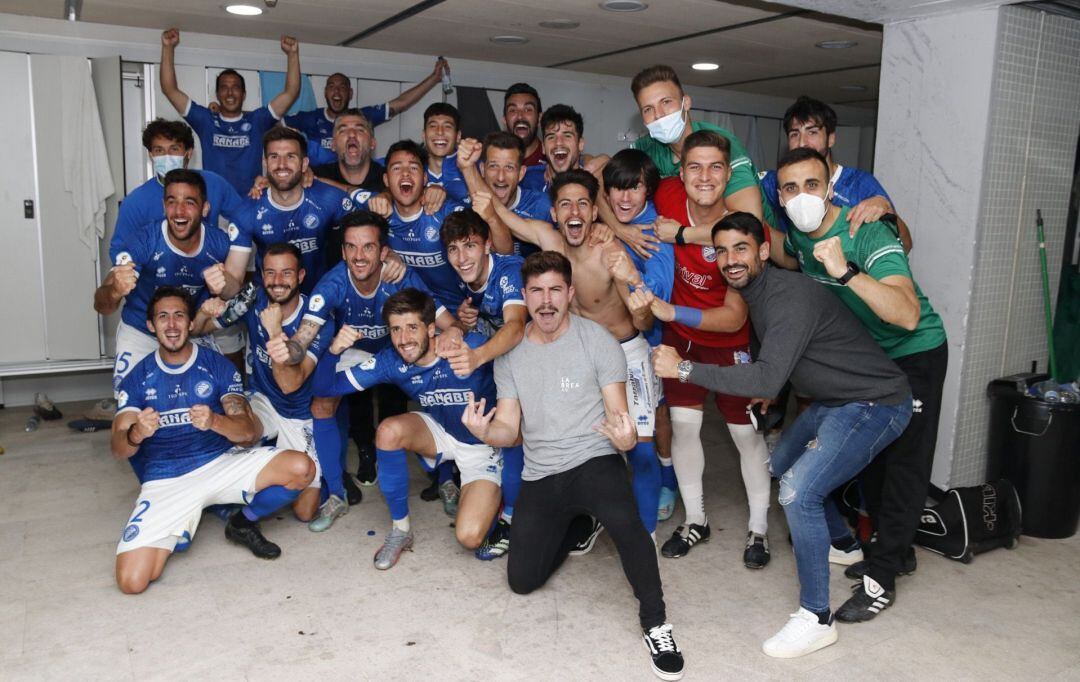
[857,223,911,281]
[783,232,797,257]
[346,348,393,391]
[110,221,151,271]
[306,314,335,363]
[215,353,245,397]
[349,187,376,209]
[183,101,214,138]
[720,132,756,196]
[212,173,248,226]
[304,275,340,325]
[361,103,390,127]
[228,205,254,251]
[254,105,280,126]
[496,265,524,308]
[494,354,518,401]
[587,322,627,388]
[115,371,145,416]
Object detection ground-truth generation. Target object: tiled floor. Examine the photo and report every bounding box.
[1,399,1077,681]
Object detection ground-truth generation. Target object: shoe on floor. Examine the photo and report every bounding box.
[836,575,895,623]
[225,513,281,559]
[33,392,62,420]
[83,398,117,421]
[308,494,348,532]
[568,516,604,556]
[829,541,864,566]
[439,480,460,518]
[374,527,414,570]
[475,518,511,561]
[743,531,770,569]
[642,623,685,681]
[762,607,838,658]
[420,473,440,501]
[657,486,678,523]
[660,521,710,559]
[343,474,364,506]
[356,445,378,486]
[844,547,918,580]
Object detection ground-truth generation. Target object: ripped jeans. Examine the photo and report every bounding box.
[769,397,912,613]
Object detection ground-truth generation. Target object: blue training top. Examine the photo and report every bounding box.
[183,101,280,195]
[285,104,389,152]
[114,171,246,247]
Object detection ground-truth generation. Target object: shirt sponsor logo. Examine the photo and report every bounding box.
[145,387,157,400]
[212,134,250,149]
[399,252,446,268]
[418,388,472,407]
[293,237,318,254]
[256,206,269,220]
[559,377,580,392]
[261,223,275,235]
[156,266,167,278]
[676,263,712,291]
[158,409,193,427]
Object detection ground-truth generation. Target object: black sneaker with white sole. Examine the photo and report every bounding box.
[660,521,710,559]
[835,575,895,623]
[568,516,604,556]
[743,532,770,569]
[642,623,685,681]
[844,547,917,580]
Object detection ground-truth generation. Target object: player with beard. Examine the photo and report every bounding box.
[503,83,548,192]
[112,287,317,594]
[224,127,353,295]
[496,169,662,540]
[538,105,608,193]
[286,62,449,152]
[422,102,469,203]
[314,289,505,570]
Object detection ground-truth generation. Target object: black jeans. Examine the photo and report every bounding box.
[863,341,948,589]
[507,454,666,630]
[347,384,408,448]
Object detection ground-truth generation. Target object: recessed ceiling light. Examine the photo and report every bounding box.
[600,0,648,12]
[816,40,858,49]
[225,4,263,15]
[490,35,530,45]
[539,19,580,29]
[839,84,868,92]
[692,62,719,71]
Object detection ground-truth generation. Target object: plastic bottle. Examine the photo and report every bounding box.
[439,56,452,94]
[25,416,40,432]
[1058,383,1080,403]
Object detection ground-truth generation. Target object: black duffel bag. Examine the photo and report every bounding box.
[914,479,1022,563]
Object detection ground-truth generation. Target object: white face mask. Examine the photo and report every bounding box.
[783,192,829,233]
[152,154,186,178]
[646,107,687,145]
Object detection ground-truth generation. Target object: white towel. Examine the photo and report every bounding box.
[56,55,115,252]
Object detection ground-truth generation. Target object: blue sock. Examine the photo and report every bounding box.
[376,447,410,520]
[437,460,455,485]
[659,456,677,489]
[336,403,350,478]
[241,485,300,521]
[628,441,660,534]
[313,416,345,498]
[501,445,524,519]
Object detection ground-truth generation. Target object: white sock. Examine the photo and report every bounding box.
[670,407,707,527]
[500,510,512,524]
[728,423,772,536]
[392,516,411,533]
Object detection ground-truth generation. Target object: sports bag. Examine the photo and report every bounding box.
[914,479,1022,563]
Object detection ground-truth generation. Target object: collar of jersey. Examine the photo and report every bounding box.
[347,271,381,300]
[466,254,495,295]
[394,204,423,223]
[280,295,304,326]
[218,111,244,123]
[155,344,199,374]
[508,187,523,212]
[268,191,304,212]
[161,219,205,256]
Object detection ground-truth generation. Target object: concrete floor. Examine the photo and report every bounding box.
[1,398,1078,681]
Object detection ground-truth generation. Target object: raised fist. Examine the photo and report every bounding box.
[330,325,362,355]
[189,404,215,431]
[259,302,283,334]
[266,332,291,365]
[202,263,228,296]
[280,35,299,54]
[161,29,180,48]
[111,263,138,298]
[135,407,160,440]
[456,138,482,168]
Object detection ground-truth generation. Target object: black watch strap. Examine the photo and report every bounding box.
[836,260,861,285]
[675,225,687,246]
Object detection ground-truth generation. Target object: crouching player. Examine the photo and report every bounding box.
[314,289,503,570]
[112,287,315,594]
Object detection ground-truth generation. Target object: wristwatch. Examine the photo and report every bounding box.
[677,360,693,383]
[675,226,687,246]
[836,260,861,285]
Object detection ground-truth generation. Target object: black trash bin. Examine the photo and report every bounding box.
[986,374,1080,539]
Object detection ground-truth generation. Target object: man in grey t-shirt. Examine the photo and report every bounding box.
[462,251,685,682]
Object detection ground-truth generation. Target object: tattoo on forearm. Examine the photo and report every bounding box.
[222,395,246,416]
[285,321,319,365]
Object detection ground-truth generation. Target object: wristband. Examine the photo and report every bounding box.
[672,305,703,329]
[675,226,687,246]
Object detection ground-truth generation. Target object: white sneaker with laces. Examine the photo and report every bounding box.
[762,607,838,658]
[828,543,864,566]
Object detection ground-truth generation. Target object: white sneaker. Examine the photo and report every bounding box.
[828,543,864,566]
[762,608,838,658]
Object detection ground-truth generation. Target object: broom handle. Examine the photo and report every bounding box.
[1037,209,1058,379]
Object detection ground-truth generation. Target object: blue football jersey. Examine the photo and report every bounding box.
[184,101,280,195]
[508,187,552,258]
[457,254,525,338]
[316,332,496,445]
[760,165,893,234]
[285,104,389,152]
[622,201,674,347]
[426,152,470,203]
[230,180,354,294]
[116,345,244,483]
[305,261,445,354]
[110,221,236,335]
[114,171,246,247]
[384,202,467,311]
[520,162,547,192]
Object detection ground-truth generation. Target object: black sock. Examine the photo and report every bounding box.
[831,536,859,552]
[811,607,832,625]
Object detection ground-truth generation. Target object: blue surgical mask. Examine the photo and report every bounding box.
[152,154,185,178]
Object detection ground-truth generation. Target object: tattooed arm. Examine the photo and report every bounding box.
[285,319,325,366]
[188,393,258,446]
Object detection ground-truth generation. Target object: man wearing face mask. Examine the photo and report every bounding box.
[773,147,947,624]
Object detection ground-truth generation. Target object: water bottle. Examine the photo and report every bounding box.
[25,416,40,432]
[1031,380,1061,402]
[1058,382,1080,403]
[439,56,452,94]
[219,281,258,326]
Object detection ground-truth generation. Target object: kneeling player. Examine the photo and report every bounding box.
[314,289,503,570]
[112,287,315,594]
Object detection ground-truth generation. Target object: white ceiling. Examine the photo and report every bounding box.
[1,0,884,107]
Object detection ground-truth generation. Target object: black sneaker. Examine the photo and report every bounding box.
[568,517,604,556]
[343,473,364,506]
[225,513,281,559]
[356,445,378,486]
[844,547,917,580]
[836,575,895,623]
[743,532,770,569]
[642,623,685,681]
[660,521,710,559]
[420,472,440,501]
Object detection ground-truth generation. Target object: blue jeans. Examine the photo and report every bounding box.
[770,398,912,613]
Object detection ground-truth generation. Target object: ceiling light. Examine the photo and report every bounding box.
[816,40,857,49]
[600,0,648,12]
[539,19,580,29]
[490,35,529,45]
[839,84,868,92]
[225,4,262,15]
[692,62,719,71]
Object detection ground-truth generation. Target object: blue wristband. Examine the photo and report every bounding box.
[672,305,703,329]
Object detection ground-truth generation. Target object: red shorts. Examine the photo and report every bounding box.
[661,325,752,425]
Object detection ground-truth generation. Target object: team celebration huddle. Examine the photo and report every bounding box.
[94,28,948,681]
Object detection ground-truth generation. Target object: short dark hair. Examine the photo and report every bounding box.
[504,83,541,112]
[776,147,830,180]
[147,286,195,322]
[711,211,766,246]
[333,108,372,134]
[262,242,303,269]
[540,104,583,138]
[441,209,489,246]
[263,126,307,157]
[549,169,599,204]
[215,68,246,93]
[521,250,572,287]
[382,288,436,326]
[423,102,460,129]
[483,130,525,165]
[326,72,351,87]
[603,148,660,199]
[341,210,389,247]
[682,130,730,162]
[385,139,427,168]
[142,119,193,152]
[783,95,837,136]
[162,168,206,202]
[631,65,682,99]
